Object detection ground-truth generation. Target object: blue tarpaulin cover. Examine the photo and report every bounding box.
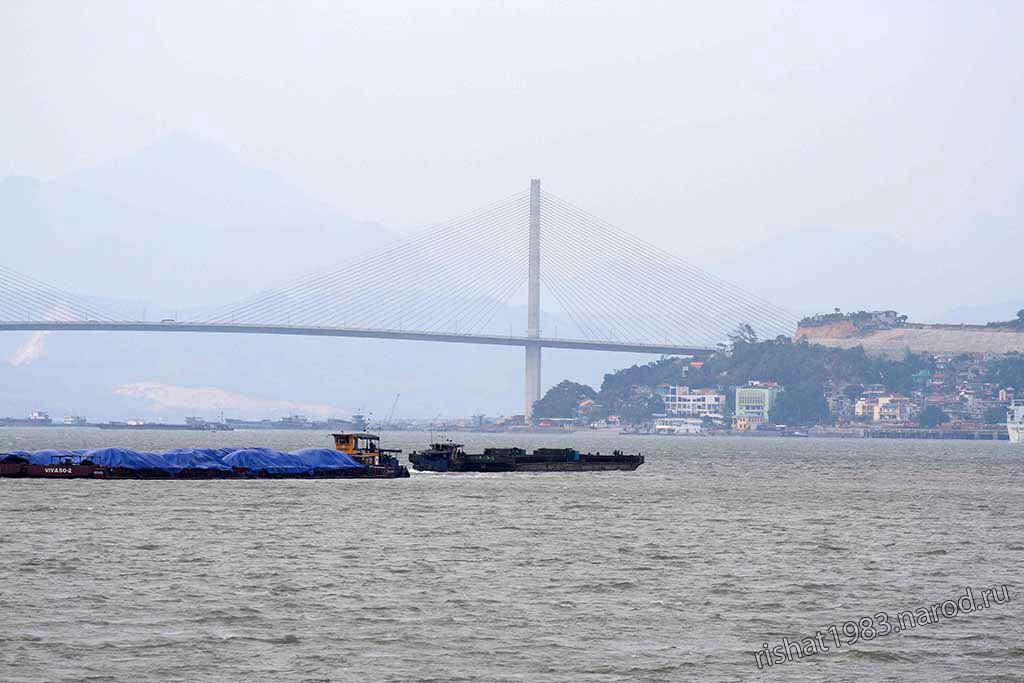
[291,448,365,470]
[13,446,365,475]
[160,448,232,471]
[221,448,311,474]
[84,448,179,473]
[28,449,75,465]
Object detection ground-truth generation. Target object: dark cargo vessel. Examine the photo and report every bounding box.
[408,442,643,472]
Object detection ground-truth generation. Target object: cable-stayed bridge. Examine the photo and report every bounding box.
[0,180,797,416]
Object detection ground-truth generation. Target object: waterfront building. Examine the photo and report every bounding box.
[825,392,854,420]
[732,415,766,430]
[656,385,726,418]
[855,395,885,420]
[855,394,915,422]
[876,397,914,423]
[734,382,780,429]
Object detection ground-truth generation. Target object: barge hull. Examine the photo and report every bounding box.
[408,444,644,472]
[511,461,641,472]
[0,463,409,480]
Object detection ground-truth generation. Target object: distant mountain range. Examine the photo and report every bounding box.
[1,131,394,313]
[0,133,655,419]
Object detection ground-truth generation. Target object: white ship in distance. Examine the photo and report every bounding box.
[1009,399,1024,444]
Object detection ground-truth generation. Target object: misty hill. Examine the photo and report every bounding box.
[1,131,394,312]
[0,135,661,420]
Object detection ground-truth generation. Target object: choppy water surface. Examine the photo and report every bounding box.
[1,429,1022,682]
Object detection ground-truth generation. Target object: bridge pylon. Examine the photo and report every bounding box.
[524,178,542,420]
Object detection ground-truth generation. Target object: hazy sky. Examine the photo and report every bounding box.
[4,1,1022,259]
[3,1,1024,418]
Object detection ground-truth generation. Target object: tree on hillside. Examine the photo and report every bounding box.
[769,382,829,426]
[843,384,865,401]
[617,394,665,424]
[918,406,949,428]
[1017,309,1024,327]
[989,353,1024,388]
[728,323,759,347]
[598,357,687,395]
[984,405,1009,425]
[532,380,597,419]
[879,350,934,396]
[597,357,687,410]
[685,337,931,398]
[542,337,966,429]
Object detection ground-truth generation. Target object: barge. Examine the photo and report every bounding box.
[0,433,409,479]
[408,441,644,472]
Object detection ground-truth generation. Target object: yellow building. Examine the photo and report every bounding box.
[732,414,768,431]
[855,394,914,422]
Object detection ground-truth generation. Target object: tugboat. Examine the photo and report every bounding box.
[331,432,410,477]
[408,441,643,472]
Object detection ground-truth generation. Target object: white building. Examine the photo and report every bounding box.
[657,385,726,417]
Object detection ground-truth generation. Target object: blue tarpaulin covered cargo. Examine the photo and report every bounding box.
[291,448,365,470]
[221,448,311,474]
[8,445,378,476]
[84,448,179,473]
[160,448,232,471]
[28,449,76,465]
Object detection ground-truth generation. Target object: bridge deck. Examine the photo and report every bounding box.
[0,321,712,356]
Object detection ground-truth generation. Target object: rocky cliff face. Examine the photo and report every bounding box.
[795,316,1024,357]
[798,325,1024,358]
[794,320,857,341]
